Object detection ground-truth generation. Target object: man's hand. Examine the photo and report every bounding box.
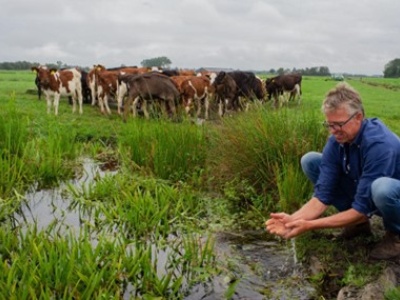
[265,218,291,237]
[265,213,310,239]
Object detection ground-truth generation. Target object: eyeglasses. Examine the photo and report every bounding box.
[322,112,358,131]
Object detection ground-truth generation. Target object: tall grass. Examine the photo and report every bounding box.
[24,117,82,186]
[0,96,32,196]
[207,105,328,213]
[118,119,207,181]
[68,171,207,239]
[0,173,216,299]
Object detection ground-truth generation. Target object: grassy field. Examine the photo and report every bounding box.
[1,70,400,298]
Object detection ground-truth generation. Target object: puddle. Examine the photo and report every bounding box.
[15,158,116,231]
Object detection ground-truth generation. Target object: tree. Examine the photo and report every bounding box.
[384,58,400,78]
[141,56,172,68]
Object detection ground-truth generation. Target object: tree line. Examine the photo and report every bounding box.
[0,60,71,71]
[1,58,399,78]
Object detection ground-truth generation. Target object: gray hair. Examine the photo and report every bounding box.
[321,82,364,116]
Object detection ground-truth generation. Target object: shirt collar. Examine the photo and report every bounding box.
[350,119,367,147]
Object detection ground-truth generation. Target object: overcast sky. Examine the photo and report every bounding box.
[1,0,399,75]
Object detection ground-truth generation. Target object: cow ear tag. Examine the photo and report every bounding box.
[32,69,37,74]
[50,70,56,75]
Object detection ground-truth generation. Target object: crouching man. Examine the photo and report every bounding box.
[266,82,400,260]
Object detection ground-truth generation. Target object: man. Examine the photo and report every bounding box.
[265,82,400,260]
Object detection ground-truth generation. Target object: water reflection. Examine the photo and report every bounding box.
[16,158,116,231]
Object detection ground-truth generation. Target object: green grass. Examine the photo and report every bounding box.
[1,70,400,297]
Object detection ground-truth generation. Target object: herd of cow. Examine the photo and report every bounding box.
[31,65,303,121]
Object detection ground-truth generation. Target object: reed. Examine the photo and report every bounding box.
[0,96,33,197]
[24,117,82,186]
[207,105,327,213]
[118,119,207,181]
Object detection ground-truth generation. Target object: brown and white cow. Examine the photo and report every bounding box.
[178,69,196,76]
[86,64,105,106]
[31,66,83,115]
[265,73,302,107]
[180,76,214,120]
[170,75,197,93]
[87,64,150,113]
[91,65,151,114]
[95,69,120,114]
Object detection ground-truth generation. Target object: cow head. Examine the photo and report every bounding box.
[32,66,57,88]
[213,71,226,86]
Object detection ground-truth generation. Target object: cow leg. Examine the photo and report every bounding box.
[76,88,83,114]
[123,97,133,122]
[219,100,225,117]
[142,99,150,119]
[54,93,61,115]
[273,94,279,108]
[168,98,176,119]
[71,95,77,113]
[45,94,52,114]
[196,97,202,118]
[132,97,138,117]
[204,96,209,120]
[295,85,301,105]
[185,98,192,116]
[117,93,123,115]
[97,87,106,114]
[103,95,112,115]
[98,95,105,114]
[90,82,97,106]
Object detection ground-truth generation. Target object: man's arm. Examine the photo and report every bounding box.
[302,207,368,230]
[290,197,328,221]
[282,207,369,239]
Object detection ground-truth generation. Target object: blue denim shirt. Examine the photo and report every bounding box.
[314,118,400,216]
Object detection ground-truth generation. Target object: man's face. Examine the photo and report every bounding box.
[324,106,363,144]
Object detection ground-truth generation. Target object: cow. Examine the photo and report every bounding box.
[170,75,197,93]
[212,71,238,117]
[122,73,180,121]
[160,69,180,77]
[178,69,196,76]
[88,65,151,109]
[80,70,92,104]
[31,66,83,115]
[228,71,266,110]
[180,76,214,120]
[265,73,302,107]
[34,73,42,100]
[196,70,218,80]
[94,69,120,114]
[91,65,151,114]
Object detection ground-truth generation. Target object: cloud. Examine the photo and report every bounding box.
[0,0,399,75]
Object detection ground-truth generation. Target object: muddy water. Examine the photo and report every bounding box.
[186,231,315,299]
[16,159,315,299]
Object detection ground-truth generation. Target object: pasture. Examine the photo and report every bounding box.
[1,70,400,298]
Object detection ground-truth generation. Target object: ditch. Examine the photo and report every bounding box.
[14,158,315,299]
